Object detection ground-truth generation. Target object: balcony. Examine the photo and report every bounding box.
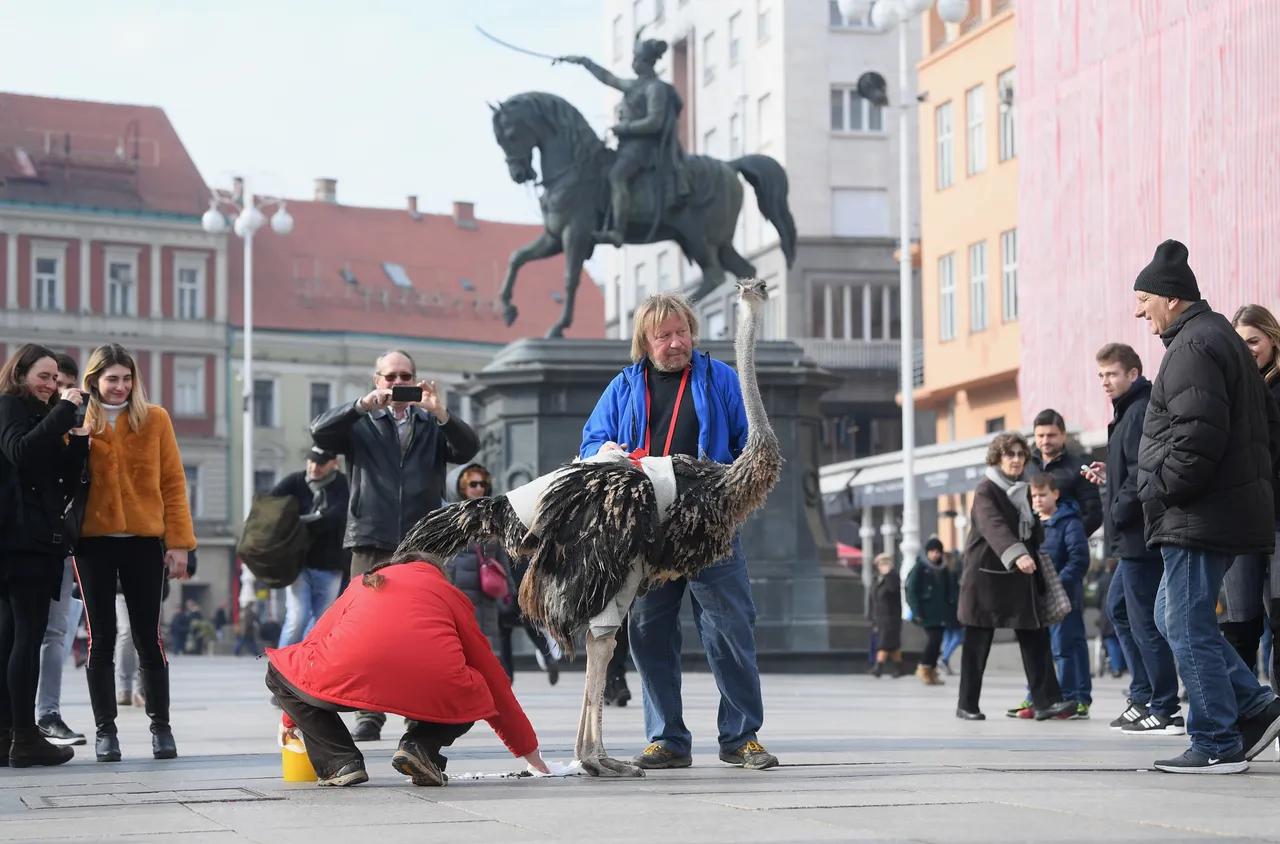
[796,339,901,371]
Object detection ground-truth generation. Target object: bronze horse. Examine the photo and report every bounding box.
[490,91,797,338]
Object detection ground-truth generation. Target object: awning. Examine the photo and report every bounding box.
[818,436,996,510]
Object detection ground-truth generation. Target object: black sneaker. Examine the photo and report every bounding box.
[37,715,86,747]
[633,743,692,769]
[1033,700,1079,721]
[1121,713,1186,736]
[318,760,369,787]
[351,721,381,742]
[1109,699,1149,731]
[1154,748,1247,775]
[1239,697,1280,760]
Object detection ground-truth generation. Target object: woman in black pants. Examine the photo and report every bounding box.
[73,344,195,763]
[0,344,88,766]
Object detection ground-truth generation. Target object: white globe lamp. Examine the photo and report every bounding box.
[937,0,969,24]
[234,205,266,237]
[903,0,936,14]
[870,0,902,30]
[201,204,227,234]
[270,203,294,236]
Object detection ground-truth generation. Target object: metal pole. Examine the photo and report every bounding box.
[242,189,255,521]
[897,20,920,570]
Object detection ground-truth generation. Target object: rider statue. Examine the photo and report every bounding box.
[557,38,691,247]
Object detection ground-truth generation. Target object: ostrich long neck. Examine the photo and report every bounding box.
[734,303,772,445]
[723,299,781,519]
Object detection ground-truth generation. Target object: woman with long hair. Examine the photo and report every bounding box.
[0,343,88,766]
[74,344,195,763]
[1220,305,1280,682]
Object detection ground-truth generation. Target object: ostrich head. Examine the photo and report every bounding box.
[735,278,769,314]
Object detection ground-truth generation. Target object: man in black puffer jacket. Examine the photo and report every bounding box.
[1132,239,1280,775]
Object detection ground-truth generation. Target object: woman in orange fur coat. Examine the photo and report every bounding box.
[74,344,195,765]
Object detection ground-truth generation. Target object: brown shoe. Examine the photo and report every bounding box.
[927,667,946,686]
[117,691,132,706]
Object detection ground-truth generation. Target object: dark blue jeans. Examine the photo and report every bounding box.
[1156,545,1275,757]
[1108,558,1180,717]
[1050,604,1092,705]
[627,535,764,756]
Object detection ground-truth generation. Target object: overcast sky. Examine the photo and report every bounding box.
[1,0,611,226]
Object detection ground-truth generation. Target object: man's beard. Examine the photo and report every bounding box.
[652,354,689,373]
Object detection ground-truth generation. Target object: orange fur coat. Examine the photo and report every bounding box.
[80,404,197,550]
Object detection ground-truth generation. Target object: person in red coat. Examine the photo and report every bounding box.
[265,556,549,786]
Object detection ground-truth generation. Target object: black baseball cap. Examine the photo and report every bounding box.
[308,446,336,463]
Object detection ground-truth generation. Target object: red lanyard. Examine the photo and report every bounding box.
[643,366,690,457]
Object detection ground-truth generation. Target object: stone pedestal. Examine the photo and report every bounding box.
[463,338,865,663]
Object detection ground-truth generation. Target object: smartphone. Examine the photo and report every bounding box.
[390,385,423,403]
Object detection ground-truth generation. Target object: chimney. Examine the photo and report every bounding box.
[452,201,476,229]
[314,178,338,204]
[407,195,421,220]
[232,176,245,202]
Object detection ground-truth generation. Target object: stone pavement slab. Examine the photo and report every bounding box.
[1,655,1277,843]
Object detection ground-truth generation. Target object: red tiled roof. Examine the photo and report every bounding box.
[0,92,211,217]
[228,198,605,342]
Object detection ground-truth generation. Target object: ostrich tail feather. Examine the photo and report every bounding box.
[396,496,505,563]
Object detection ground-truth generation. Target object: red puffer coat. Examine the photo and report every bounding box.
[267,561,537,758]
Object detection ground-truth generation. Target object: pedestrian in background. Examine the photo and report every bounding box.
[1094,560,1125,677]
[443,461,512,656]
[1031,410,1103,537]
[906,538,954,685]
[871,553,904,678]
[940,549,963,675]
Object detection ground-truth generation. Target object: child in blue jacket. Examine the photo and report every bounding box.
[1032,472,1093,718]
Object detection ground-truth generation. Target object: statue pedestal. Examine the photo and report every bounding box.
[464,338,866,666]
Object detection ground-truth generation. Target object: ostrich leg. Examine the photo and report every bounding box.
[575,630,643,777]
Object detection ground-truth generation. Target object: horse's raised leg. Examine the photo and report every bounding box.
[673,227,728,303]
[500,231,563,327]
[546,227,593,339]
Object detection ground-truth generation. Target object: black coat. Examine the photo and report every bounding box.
[871,569,902,651]
[0,394,88,571]
[1032,446,1103,537]
[1104,377,1161,562]
[1138,301,1280,555]
[311,402,480,551]
[959,478,1046,630]
[270,470,351,573]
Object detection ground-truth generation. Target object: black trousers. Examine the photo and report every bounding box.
[607,617,629,682]
[919,625,945,669]
[958,625,1063,713]
[265,664,473,779]
[498,615,554,679]
[74,536,168,670]
[0,573,55,731]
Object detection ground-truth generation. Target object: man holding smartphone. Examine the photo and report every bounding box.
[311,349,480,741]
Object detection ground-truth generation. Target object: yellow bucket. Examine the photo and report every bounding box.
[281,737,317,783]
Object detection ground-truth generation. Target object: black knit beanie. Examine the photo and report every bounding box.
[924,538,945,555]
[1133,239,1200,301]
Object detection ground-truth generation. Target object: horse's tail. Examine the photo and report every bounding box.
[731,155,798,268]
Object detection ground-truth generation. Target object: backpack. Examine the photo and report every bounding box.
[475,543,511,601]
[235,494,311,589]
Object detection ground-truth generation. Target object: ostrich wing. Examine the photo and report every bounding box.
[655,456,739,580]
[521,461,663,653]
[397,496,522,563]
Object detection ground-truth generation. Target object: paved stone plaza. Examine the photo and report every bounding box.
[1,655,1277,843]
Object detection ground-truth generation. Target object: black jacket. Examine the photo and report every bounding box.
[0,395,88,563]
[1031,446,1103,537]
[270,470,351,572]
[1138,301,1280,554]
[311,402,480,551]
[1104,376,1161,562]
[1268,378,1280,523]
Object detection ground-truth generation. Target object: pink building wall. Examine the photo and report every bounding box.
[1016,0,1280,434]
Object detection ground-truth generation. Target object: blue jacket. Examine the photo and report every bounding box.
[580,351,748,464]
[1041,502,1090,593]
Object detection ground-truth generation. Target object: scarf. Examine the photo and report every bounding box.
[984,465,1036,541]
[306,470,339,495]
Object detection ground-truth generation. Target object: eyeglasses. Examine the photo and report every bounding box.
[467,481,491,490]
[1005,451,1028,459]
[377,371,416,383]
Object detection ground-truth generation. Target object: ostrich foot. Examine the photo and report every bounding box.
[502,302,519,326]
[578,754,645,778]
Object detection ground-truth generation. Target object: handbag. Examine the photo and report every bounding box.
[476,544,511,601]
[1036,552,1072,626]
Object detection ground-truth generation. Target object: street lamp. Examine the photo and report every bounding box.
[202,180,293,521]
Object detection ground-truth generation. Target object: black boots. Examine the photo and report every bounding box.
[85,666,121,761]
[140,668,177,759]
[9,726,74,768]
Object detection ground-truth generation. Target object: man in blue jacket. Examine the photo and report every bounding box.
[580,292,777,771]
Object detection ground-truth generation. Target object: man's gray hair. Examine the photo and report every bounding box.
[374,349,416,376]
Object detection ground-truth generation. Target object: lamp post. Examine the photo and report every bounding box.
[838,0,967,572]
[201,180,294,521]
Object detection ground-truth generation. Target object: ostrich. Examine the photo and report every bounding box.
[395,278,780,777]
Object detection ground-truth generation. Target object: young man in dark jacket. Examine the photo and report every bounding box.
[1130,239,1280,774]
[1031,409,1103,537]
[1085,343,1183,736]
[272,447,350,649]
[310,349,479,740]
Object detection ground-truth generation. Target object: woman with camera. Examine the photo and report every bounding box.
[0,343,89,766]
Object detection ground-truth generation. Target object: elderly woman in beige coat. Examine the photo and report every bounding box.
[955,432,1076,722]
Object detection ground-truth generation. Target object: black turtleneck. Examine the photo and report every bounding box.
[644,359,699,458]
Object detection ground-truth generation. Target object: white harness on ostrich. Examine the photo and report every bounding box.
[503,450,678,639]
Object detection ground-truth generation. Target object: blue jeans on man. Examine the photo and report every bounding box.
[1049,584,1092,706]
[278,568,344,648]
[1155,545,1276,757]
[1108,558,1180,716]
[627,535,764,757]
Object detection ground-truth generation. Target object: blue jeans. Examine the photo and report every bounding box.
[627,535,764,756]
[1109,558,1180,717]
[941,626,963,663]
[1155,545,1276,757]
[1104,633,1125,673]
[278,569,344,648]
[35,557,80,719]
[1050,604,1092,705]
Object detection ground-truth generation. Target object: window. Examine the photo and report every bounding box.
[184,464,201,518]
[634,262,647,308]
[935,102,954,189]
[938,253,957,342]
[1001,228,1019,322]
[32,246,65,312]
[706,310,726,339]
[703,127,718,157]
[253,470,277,495]
[756,93,773,148]
[729,13,741,65]
[729,113,743,158]
[966,84,986,175]
[702,32,716,84]
[998,68,1017,161]
[310,382,332,420]
[830,87,884,133]
[830,0,870,27]
[757,0,771,42]
[253,379,276,428]
[612,15,624,60]
[985,417,1006,434]
[831,188,890,237]
[657,251,671,291]
[174,358,206,417]
[175,255,206,320]
[969,241,988,332]
[106,254,137,317]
